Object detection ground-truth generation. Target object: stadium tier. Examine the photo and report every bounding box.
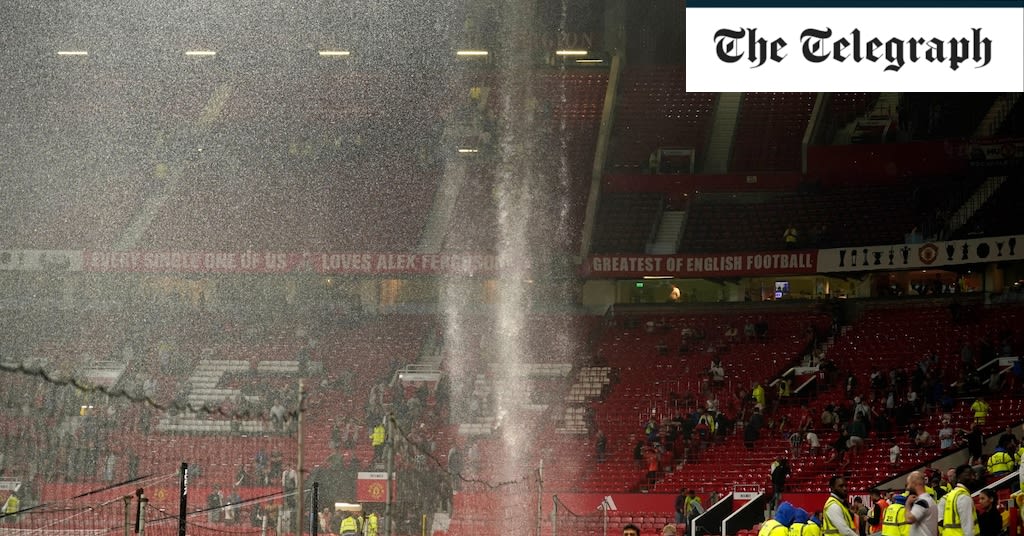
[729,93,816,173]
[2,19,1023,536]
[608,66,716,172]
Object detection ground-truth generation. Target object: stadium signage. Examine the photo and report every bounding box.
[584,251,817,278]
[0,249,80,271]
[80,250,516,275]
[713,27,992,73]
[816,234,1022,273]
[965,139,1024,169]
[686,0,1024,92]
[356,472,395,503]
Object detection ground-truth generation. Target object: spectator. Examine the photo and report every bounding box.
[644,446,660,487]
[822,405,839,429]
[771,458,790,512]
[645,417,660,444]
[709,360,725,386]
[848,415,868,455]
[674,488,687,524]
[889,442,901,467]
[903,471,938,536]
[975,489,1001,536]
[633,440,645,469]
[225,487,242,524]
[745,407,764,449]
[789,431,803,458]
[686,489,705,525]
[966,425,984,460]
[830,430,851,466]
[852,497,868,536]
[807,431,821,456]
[270,401,286,431]
[755,317,770,339]
[867,490,888,536]
[207,487,223,523]
[724,325,739,343]
[784,224,799,249]
[914,428,933,449]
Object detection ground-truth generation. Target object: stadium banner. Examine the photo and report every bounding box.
[964,138,1024,170]
[816,234,1023,273]
[0,249,82,271]
[356,472,395,503]
[685,0,1024,92]
[80,250,516,275]
[583,250,818,278]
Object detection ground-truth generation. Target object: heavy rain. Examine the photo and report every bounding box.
[0,1,682,535]
[4,2,1021,536]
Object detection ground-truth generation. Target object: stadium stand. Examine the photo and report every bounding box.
[898,94,1000,140]
[589,192,665,253]
[2,23,1023,534]
[607,65,716,172]
[678,184,922,253]
[729,93,816,172]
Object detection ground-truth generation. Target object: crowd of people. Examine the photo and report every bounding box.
[634,464,1014,536]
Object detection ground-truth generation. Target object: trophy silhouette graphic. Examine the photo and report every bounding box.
[888,248,895,265]
[1010,237,1017,255]
[946,244,956,261]
[996,242,1004,256]
[976,242,990,259]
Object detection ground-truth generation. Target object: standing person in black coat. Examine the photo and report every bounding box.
[975,489,1003,536]
[745,408,763,449]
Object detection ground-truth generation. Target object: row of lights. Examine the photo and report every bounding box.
[54,49,598,60]
[457,49,603,63]
[55,50,346,57]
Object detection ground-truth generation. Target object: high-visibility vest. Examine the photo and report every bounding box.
[3,495,19,517]
[371,425,386,446]
[1019,447,1024,492]
[805,522,822,536]
[970,401,989,422]
[823,496,854,536]
[759,519,790,536]
[340,516,359,535]
[366,513,379,536]
[699,414,717,435]
[882,504,908,536]
[941,486,976,536]
[753,385,766,406]
[987,450,1014,474]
